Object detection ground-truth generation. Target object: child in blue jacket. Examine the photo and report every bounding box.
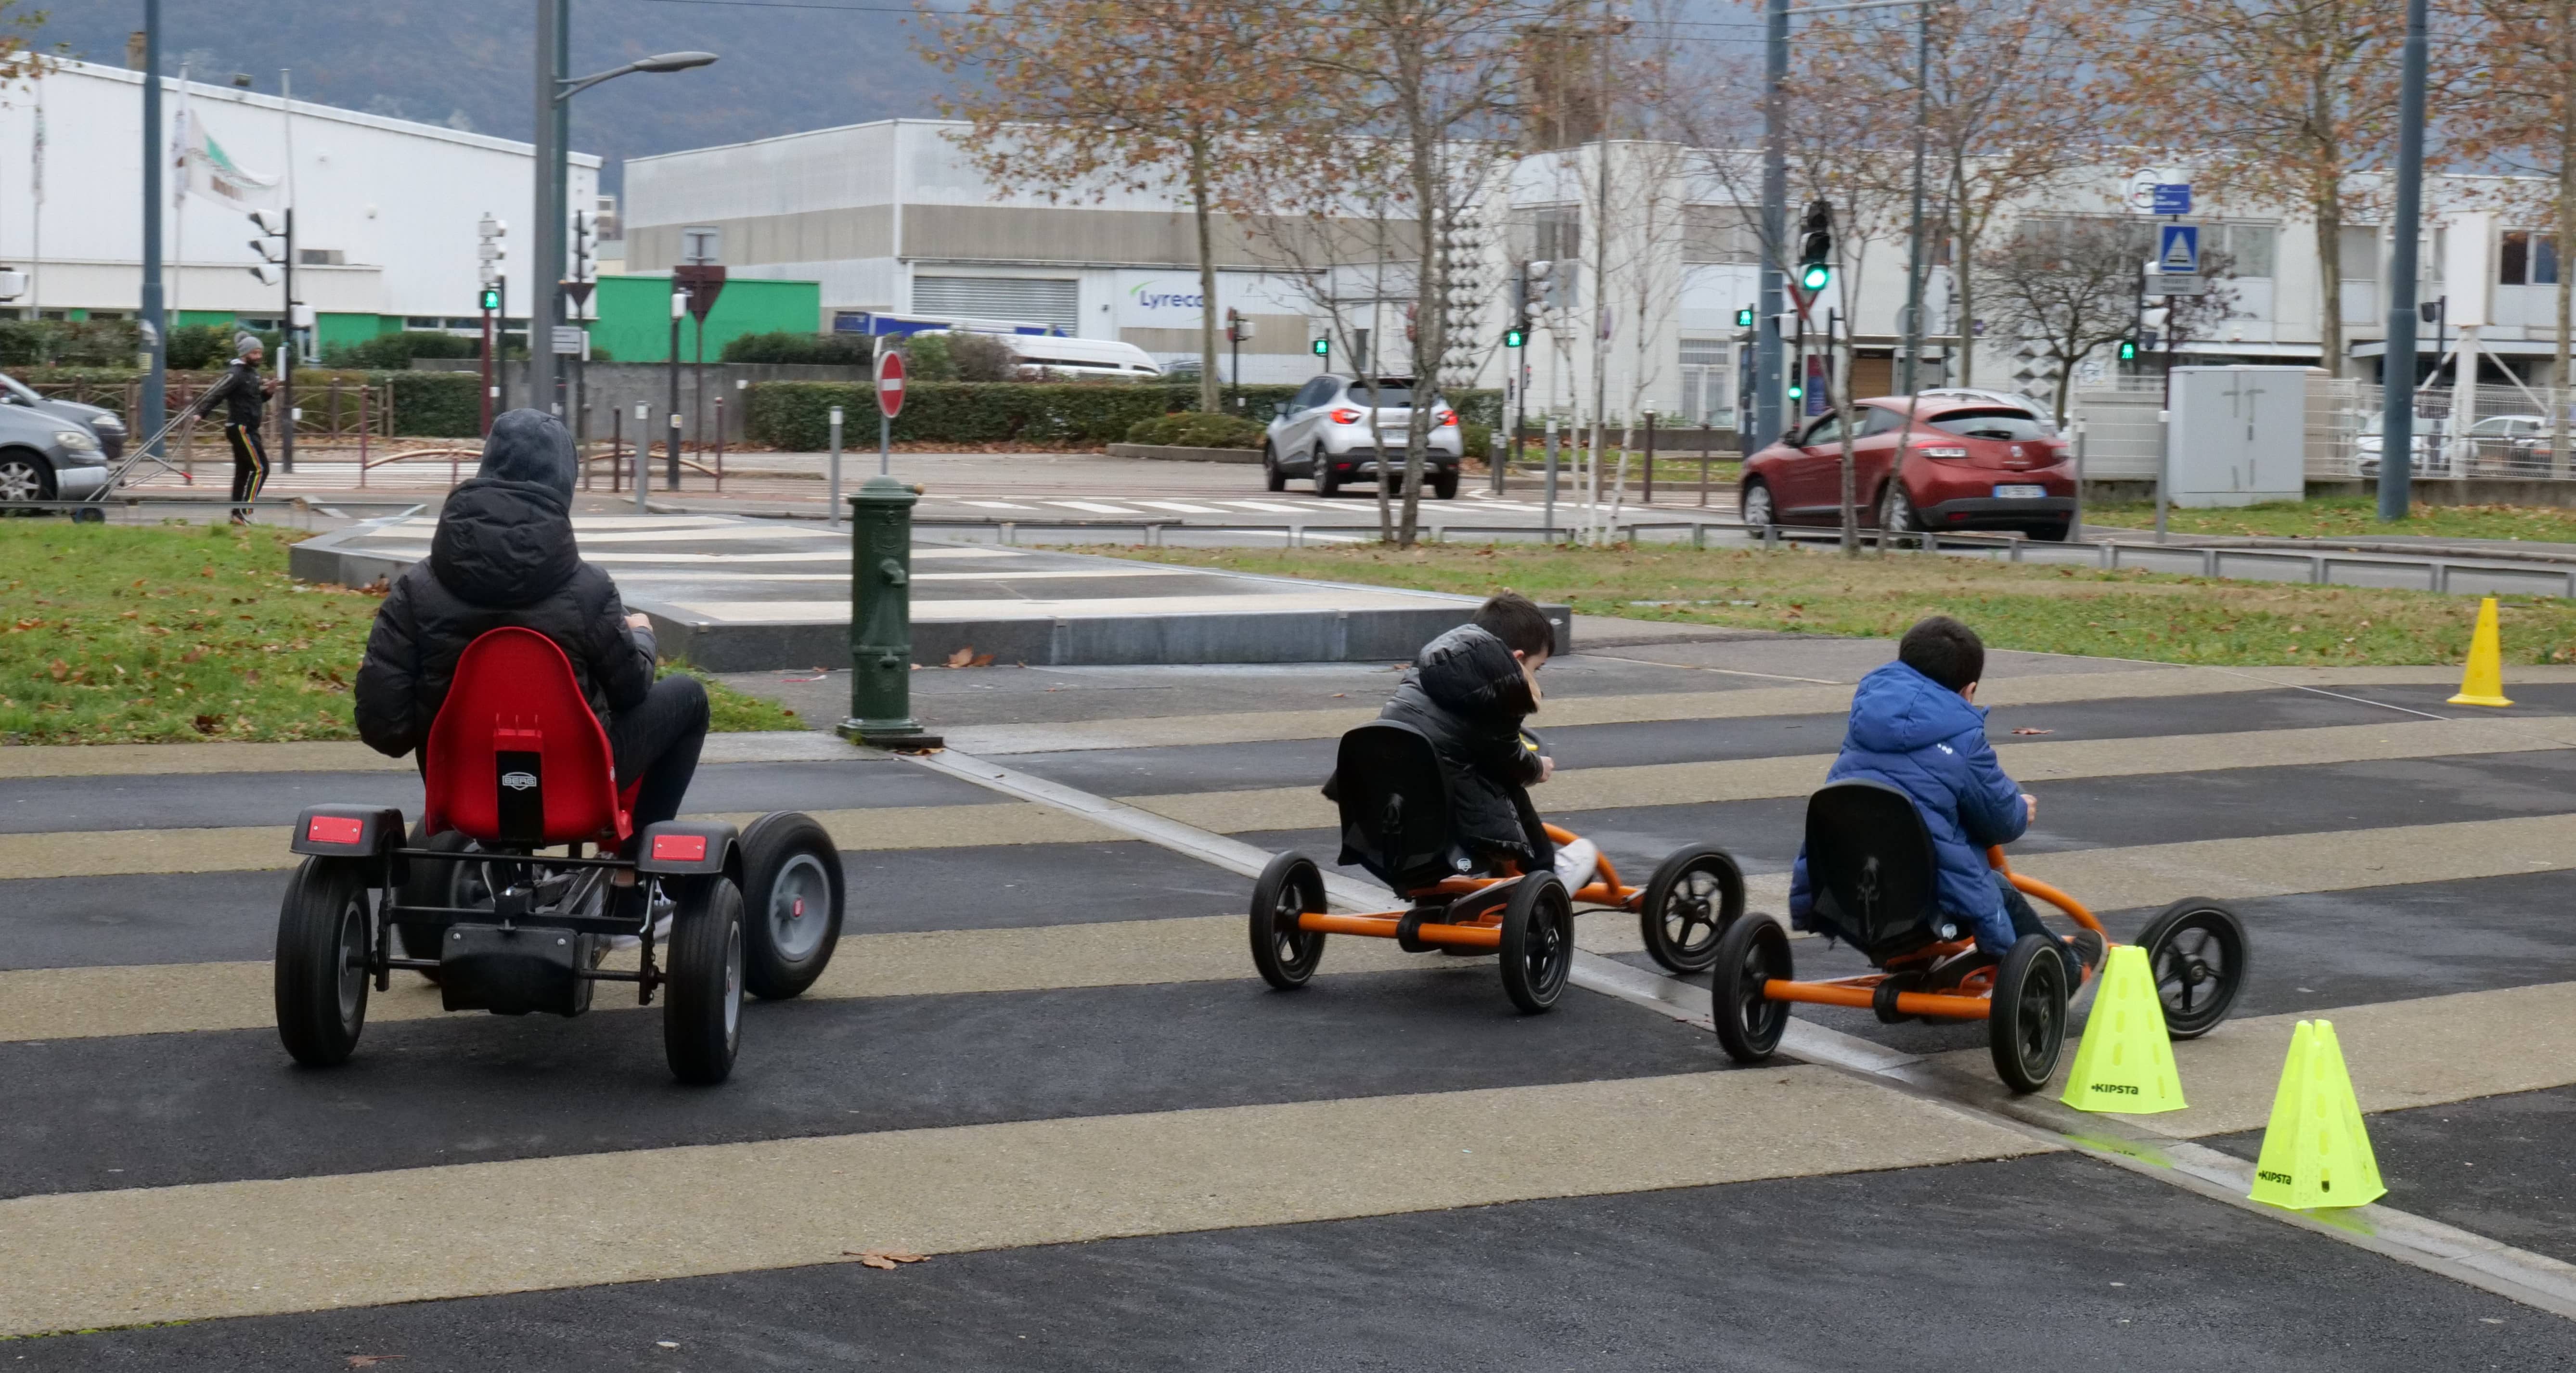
[1788,616,2100,985]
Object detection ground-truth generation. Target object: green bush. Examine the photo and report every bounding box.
[718,331,876,366]
[384,372,483,437]
[1462,421,1492,458]
[166,324,237,371]
[320,331,480,370]
[1125,411,1266,449]
[746,381,1294,449]
[0,319,143,368]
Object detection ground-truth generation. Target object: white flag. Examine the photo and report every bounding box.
[172,83,280,212]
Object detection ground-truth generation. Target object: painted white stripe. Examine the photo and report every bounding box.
[1048,500,1146,515]
[1220,500,1314,513]
[965,500,1037,510]
[1138,500,1228,514]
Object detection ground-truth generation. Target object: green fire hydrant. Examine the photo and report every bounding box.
[838,475,942,749]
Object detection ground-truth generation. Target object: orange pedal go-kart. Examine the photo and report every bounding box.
[272,628,845,1085]
[1710,780,2249,1091]
[1249,722,1747,1014]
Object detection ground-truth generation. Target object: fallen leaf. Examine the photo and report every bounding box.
[345,1358,408,1368]
[193,713,225,734]
[2009,727,2053,736]
[945,646,976,668]
[969,653,995,667]
[845,1249,931,1269]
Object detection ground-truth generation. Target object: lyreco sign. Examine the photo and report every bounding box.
[1111,271,1303,330]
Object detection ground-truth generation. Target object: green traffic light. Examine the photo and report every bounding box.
[1799,264,1830,292]
[479,288,502,311]
[2118,339,2138,360]
[1504,327,1527,349]
[1312,338,1329,357]
[1735,308,1756,328]
[1787,383,1804,400]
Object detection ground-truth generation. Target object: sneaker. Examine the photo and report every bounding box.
[2066,929,2106,983]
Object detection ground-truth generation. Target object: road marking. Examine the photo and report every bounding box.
[0,1069,2038,1339]
[965,500,1037,510]
[1221,500,1315,513]
[1049,500,1145,515]
[1138,500,1228,514]
[1119,715,2576,833]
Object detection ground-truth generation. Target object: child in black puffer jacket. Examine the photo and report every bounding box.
[1354,591,1586,883]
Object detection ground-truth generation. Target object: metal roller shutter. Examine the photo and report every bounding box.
[912,276,1081,333]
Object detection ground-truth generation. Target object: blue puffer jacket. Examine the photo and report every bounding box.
[1789,660,2027,949]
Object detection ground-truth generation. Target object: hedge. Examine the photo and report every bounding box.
[8,367,487,438]
[746,381,1504,449]
[1125,411,1265,449]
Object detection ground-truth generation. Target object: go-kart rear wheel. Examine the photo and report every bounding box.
[1498,873,1574,1014]
[2136,898,2249,1039]
[1249,852,1328,990]
[274,856,374,1067]
[664,875,746,1086]
[1711,914,1792,1062]
[1638,844,1746,975]
[395,827,494,980]
[738,811,844,1001]
[1989,934,2070,1094]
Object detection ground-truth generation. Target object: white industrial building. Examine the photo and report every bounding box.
[0,58,598,347]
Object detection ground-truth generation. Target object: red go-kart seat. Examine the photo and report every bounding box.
[421,627,640,847]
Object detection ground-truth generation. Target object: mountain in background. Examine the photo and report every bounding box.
[30,0,954,192]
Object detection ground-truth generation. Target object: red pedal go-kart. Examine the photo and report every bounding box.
[273,628,845,1084]
[1249,722,1748,1013]
[1710,780,2249,1092]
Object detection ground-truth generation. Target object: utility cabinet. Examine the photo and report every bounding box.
[2168,366,2307,506]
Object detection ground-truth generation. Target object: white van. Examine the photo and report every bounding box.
[923,331,1163,379]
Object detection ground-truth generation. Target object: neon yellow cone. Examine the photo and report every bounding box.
[2060,944,2186,1114]
[2448,597,2513,707]
[2248,1018,2386,1210]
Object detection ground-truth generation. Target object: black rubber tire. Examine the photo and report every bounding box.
[663,875,746,1086]
[1431,471,1459,500]
[2030,519,2073,543]
[1316,458,1341,497]
[394,826,485,978]
[1711,914,1792,1062]
[1879,481,1915,534]
[1248,851,1328,990]
[737,811,844,1001]
[1498,873,1573,1014]
[1989,933,2070,1094]
[1637,844,1745,975]
[2135,898,2249,1039]
[1739,478,1775,530]
[1263,444,1287,491]
[274,856,374,1067]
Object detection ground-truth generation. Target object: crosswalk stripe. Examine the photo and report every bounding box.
[1048,500,1145,515]
[0,1068,2039,1338]
[1121,715,2576,834]
[9,810,2575,1046]
[0,802,1117,882]
[1222,500,1314,513]
[965,500,1036,510]
[1138,500,1227,514]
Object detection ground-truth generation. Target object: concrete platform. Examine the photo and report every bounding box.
[288,513,1566,670]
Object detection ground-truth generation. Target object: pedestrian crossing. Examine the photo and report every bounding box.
[7,652,2576,1353]
[939,494,1730,521]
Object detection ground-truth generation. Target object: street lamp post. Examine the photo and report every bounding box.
[527,14,714,427]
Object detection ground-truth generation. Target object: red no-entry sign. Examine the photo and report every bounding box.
[875,349,906,419]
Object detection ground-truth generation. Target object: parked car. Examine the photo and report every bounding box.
[2463,413,2555,474]
[1261,374,1464,498]
[0,399,112,504]
[1739,394,2074,540]
[2353,411,2446,479]
[0,371,124,464]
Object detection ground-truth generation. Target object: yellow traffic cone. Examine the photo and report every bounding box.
[2449,597,2514,707]
[2060,944,2186,1114]
[2248,1019,2386,1210]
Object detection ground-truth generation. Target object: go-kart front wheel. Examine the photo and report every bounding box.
[1637,844,1746,975]
[2136,898,2248,1039]
[1989,934,2069,1094]
[1249,852,1327,990]
[1499,872,1574,1014]
[738,811,845,1001]
[664,875,747,1086]
[275,856,374,1067]
[1711,915,1792,1063]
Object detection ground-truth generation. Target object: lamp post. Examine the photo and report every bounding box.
[528,14,714,425]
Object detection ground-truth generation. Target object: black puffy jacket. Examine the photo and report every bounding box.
[205,357,267,429]
[352,412,655,759]
[1366,624,1548,861]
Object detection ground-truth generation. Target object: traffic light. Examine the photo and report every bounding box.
[1504,325,1527,349]
[1735,307,1756,328]
[480,286,502,312]
[1786,381,1804,401]
[247,210,286,287]
[2117,338,2139,361]
[1797,199,1834,293]
[1312,336,1329,358]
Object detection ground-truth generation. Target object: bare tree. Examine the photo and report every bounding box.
[1979,219,2151,425]
[2447,0,2576,470]
[921,0,1289,413]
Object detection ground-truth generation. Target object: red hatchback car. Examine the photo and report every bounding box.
[1740,394,2077,540]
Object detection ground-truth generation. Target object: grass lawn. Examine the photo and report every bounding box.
[2085,497,2576,545]
[1130,540,2576,667]
[0,522,802,746]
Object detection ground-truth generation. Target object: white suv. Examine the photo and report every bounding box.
[1262,374,1463,499]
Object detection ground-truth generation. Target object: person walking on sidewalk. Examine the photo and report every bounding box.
[203,335,274,525]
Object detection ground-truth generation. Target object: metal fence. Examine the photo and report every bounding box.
[2072,373,2576,484]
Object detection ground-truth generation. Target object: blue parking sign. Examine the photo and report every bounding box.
[2151,183,2192,216]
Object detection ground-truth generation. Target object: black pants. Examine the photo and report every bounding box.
[225,423,269,517]
[609,674,710,850]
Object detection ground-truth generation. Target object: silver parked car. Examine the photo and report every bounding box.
[1262,374,1464,499]
[0,398,112,504]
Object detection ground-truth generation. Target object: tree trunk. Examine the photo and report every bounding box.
[1189,137,1222,417]
[2556,16,2574,477]
[2312,179,2345,379]
[1950,158,1976,386]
